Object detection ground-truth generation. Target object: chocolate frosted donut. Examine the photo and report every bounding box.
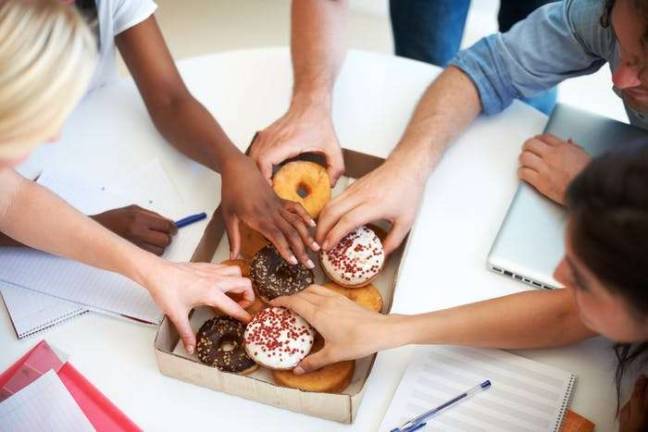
[250,245,314,302]
[195,317,257,374]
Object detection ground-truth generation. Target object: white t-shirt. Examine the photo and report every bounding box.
[86,0,158,93]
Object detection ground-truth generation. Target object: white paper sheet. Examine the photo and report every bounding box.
[380,346,576,432]
[0,370,94,432]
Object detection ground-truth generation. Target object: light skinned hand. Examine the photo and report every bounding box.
[249,104,345,186]
[518,133,591,205]
[271,285,390,374]
[144,260,254,354]
[316,158,424,255]
[220,154,319,268]
[92,204,177,256]
[619,375,648,432]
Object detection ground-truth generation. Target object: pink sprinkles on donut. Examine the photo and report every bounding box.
[321,226,384,285]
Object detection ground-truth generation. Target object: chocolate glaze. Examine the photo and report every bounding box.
[250,245,314,300]
[195,316,256,373]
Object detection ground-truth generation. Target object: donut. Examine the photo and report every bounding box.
[320,226,385,288]
[238,223,269,259]
[272,161,331,218]
[244,306,314,370]
[251,245,314,302]
[323,282,383,313]
[196,316,257,374]
[272,335,354,393]
[220,258,251,277]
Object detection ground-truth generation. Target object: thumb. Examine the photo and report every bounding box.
[169,312,196,354]
[325,150,345,187]
[294,348,332,374]
[382,219,411,256]
[224,214,241,260]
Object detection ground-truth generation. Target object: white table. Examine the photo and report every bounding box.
[1,48,621,431]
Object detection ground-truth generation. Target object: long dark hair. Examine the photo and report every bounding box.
[566,147,648,411]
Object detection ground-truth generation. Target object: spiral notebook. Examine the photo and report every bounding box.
[380,346,576,432]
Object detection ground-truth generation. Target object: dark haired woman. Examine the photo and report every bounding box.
[273,148,648,430]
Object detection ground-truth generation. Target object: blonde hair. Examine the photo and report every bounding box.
[0,0,96,158]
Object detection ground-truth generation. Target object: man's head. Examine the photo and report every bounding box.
[605,0,648,111]
[554,148,648,343]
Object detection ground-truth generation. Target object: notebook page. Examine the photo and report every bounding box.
[0,283,86,339]
[380,346,575,432]
[0,370,94,432]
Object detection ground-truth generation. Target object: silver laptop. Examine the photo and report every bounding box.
[487,104,648,289]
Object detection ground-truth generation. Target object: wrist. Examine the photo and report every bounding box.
[125,248,162,290]
[290,88,332,113]
[376,314,420,351]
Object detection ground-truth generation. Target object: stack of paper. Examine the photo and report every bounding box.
[0,159,207,338]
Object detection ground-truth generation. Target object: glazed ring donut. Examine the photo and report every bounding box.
[238,223,269,259]
[251,245,314,302]
[320,225,385,288]
[221,259,265,315]
[323,282,383,313]
[272,161,331,219]
[196,316,258,374]
[272,334,354,393]
[244,307,315,370]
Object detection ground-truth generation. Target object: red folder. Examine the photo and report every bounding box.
[1,341,140,432]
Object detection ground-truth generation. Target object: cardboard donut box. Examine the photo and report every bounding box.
[154,148,414,423]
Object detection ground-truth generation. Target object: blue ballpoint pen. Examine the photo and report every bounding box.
[390,380,492,432]
[174,212,207,229]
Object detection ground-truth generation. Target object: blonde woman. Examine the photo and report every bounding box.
[0,0,252,354]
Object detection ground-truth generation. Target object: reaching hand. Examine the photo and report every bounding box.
[92,205,177,256]
[220,154,319,268]
[316,158,424,255]
[271,285,391,374]
[249,104,345,186]
[518,134,591,205]
[144,260,254,354]
[620,375,648,432]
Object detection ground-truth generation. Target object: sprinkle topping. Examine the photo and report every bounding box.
[251,245,314,300]
[244,307,314,369]
[321,226,384,286]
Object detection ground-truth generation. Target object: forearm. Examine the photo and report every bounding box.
[290,0,348,110]
[389,66,482,181]
[147,95,242,173]
[383,290,595,351]
[0,169,155,285]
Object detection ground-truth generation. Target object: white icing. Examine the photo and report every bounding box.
[321,226,385,286]
[244,307,314,370]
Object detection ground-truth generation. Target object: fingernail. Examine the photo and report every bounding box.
[187,345,194,354]
[289,255,298,265]
[311,241,320,251]
[309,219,316,227]
[294,366,305,375]
[306,259,315,269]
[322,241,329,250]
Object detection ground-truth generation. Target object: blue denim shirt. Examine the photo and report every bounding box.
[451,0,648,128]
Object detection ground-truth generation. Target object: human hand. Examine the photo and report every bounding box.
[518,134,591,205]
[249,104,345,186]
[316,157,424,255]
[220,154,319,268]
[271,285,392,373]
[91,205,177,256]
[619,375,648,432]
[143,259,254,353]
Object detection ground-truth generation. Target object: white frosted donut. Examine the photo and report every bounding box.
[321,226,385,288]
[243,307,314,370]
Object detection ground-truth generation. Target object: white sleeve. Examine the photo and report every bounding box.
[112,0,158,35]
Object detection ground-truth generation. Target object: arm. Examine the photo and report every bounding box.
[249,0,348,184]
[273,285,596,373]
[0,168,253,352]
[316,66,481,252]
[116,17,318,267]
[0,204,177,255]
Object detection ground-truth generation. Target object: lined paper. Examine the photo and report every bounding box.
[0,370,94,432]
[0,282,86,339]
[380,346,575,432]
